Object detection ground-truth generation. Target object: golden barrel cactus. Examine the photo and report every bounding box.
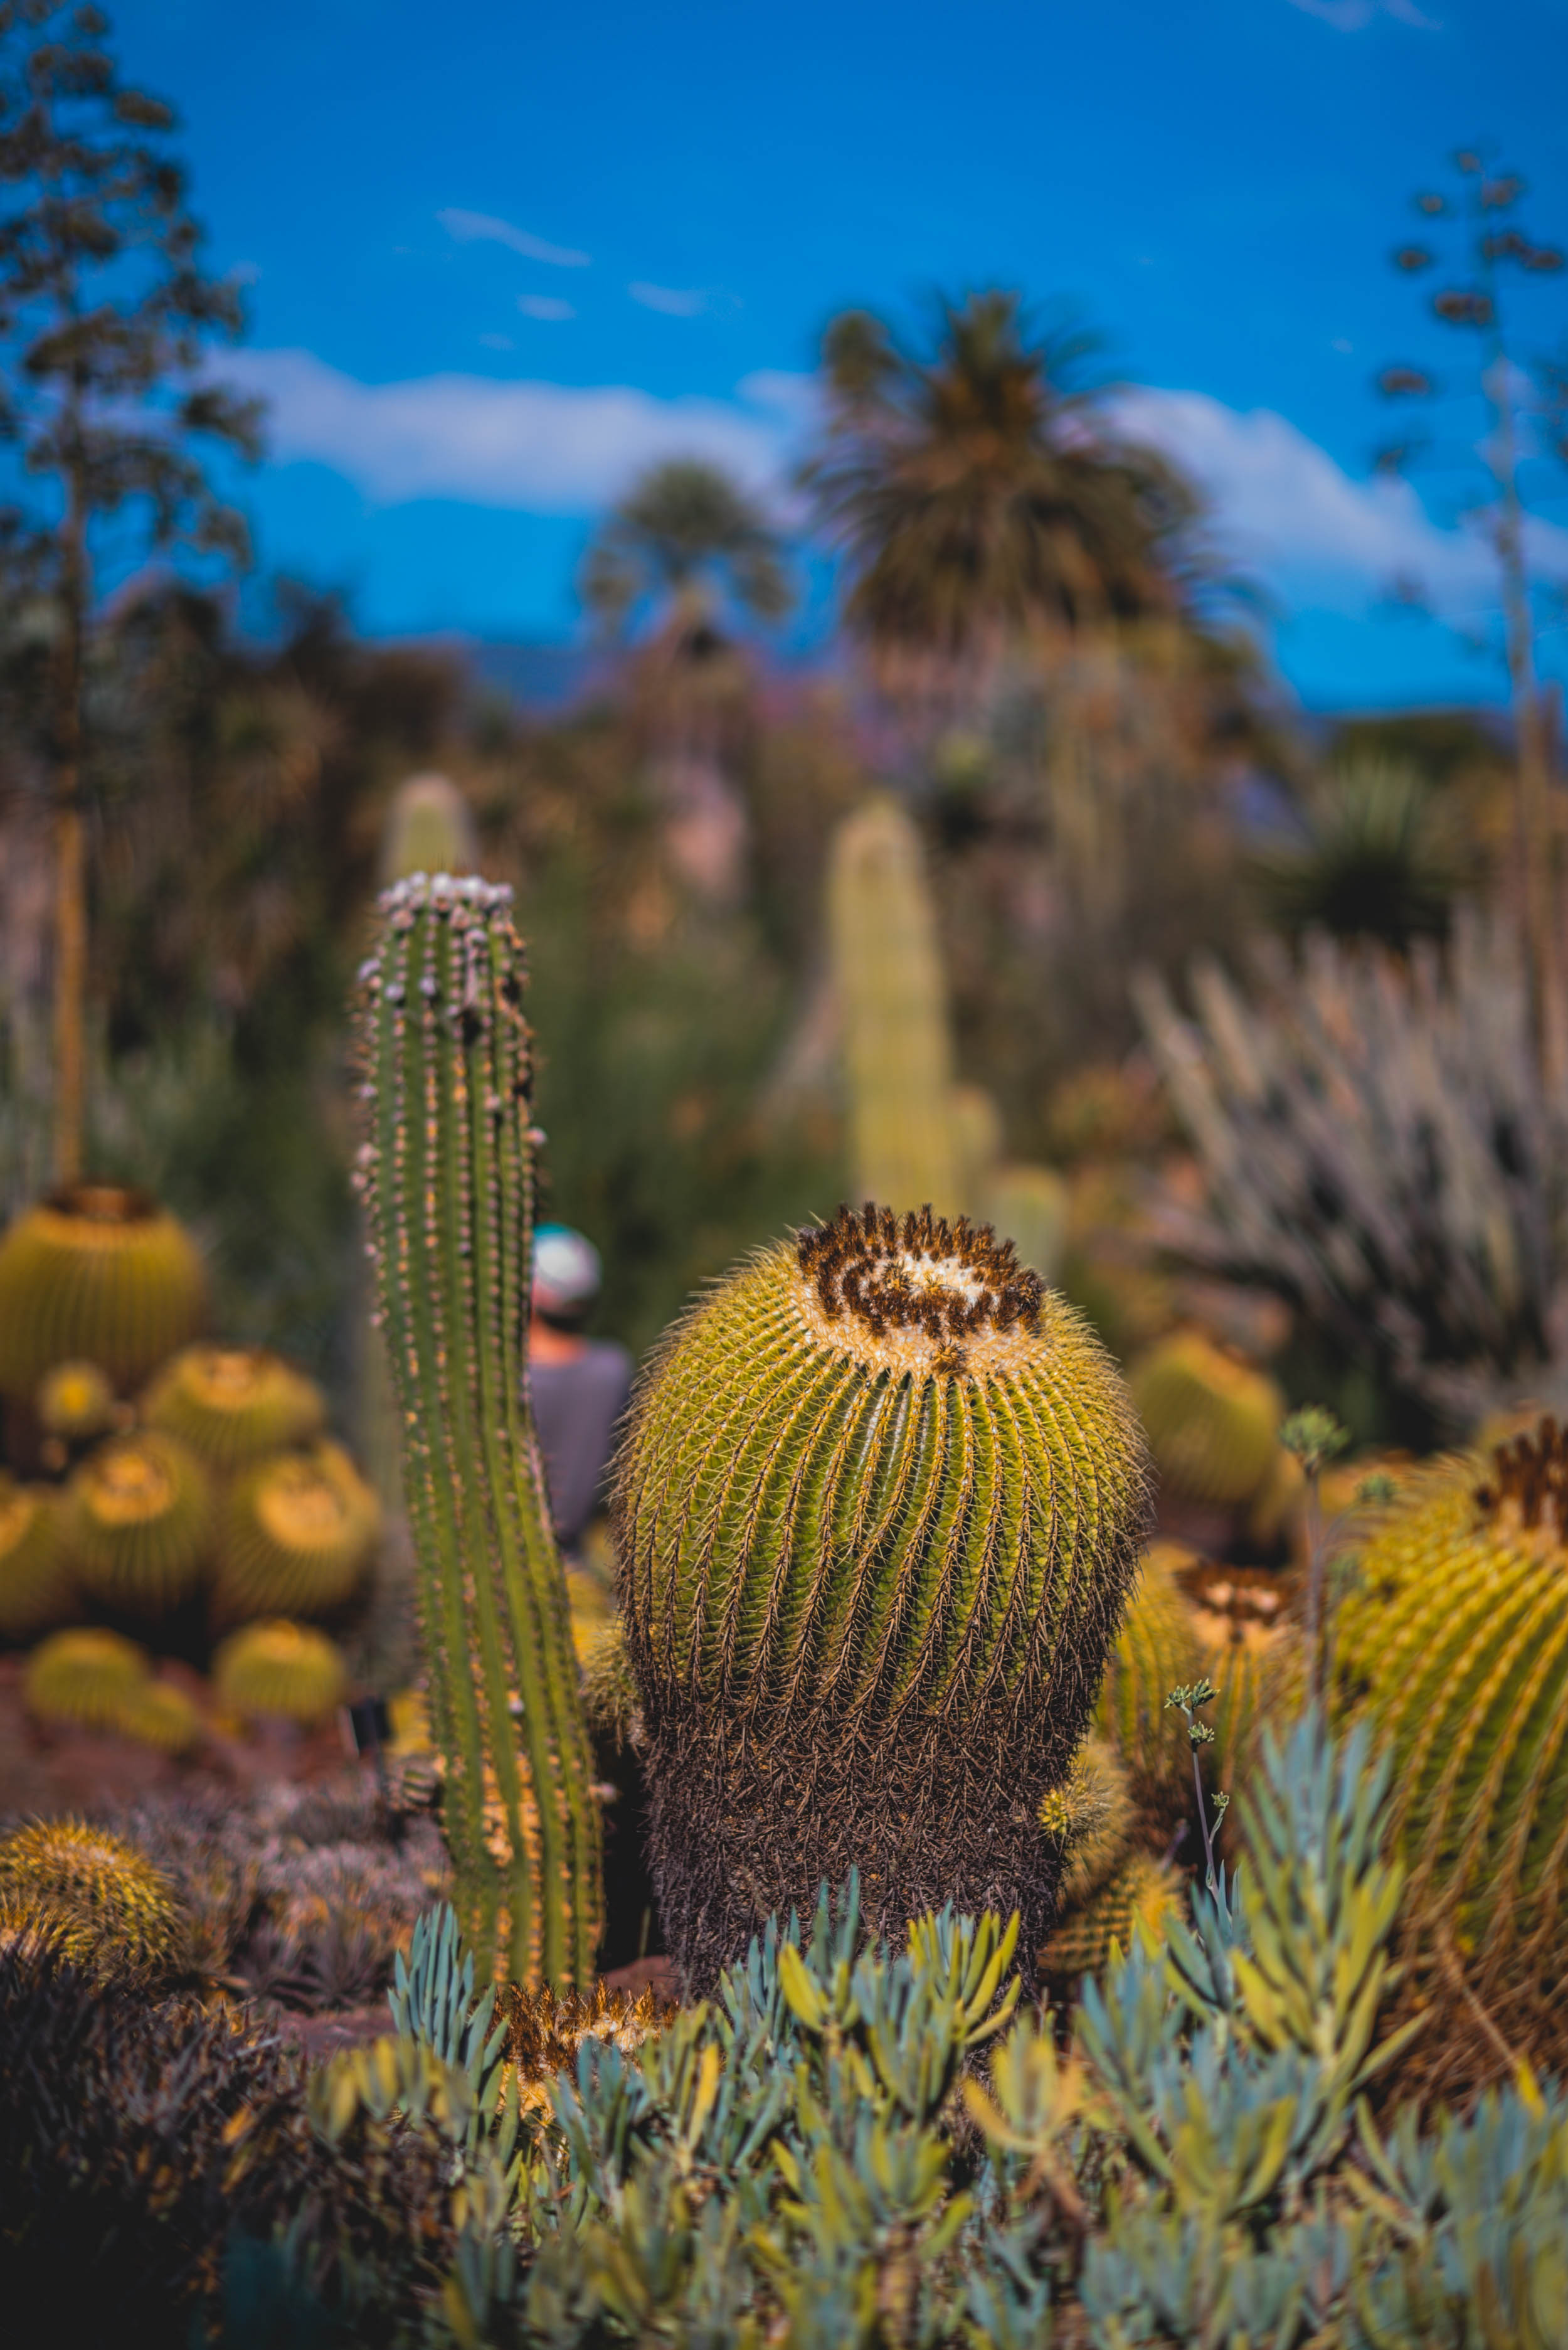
[0,1476,73,1642]
[24,1625,149,1730]
[61,1429,213,1617]
[1094,1540,1207,1829]
[36,1358,117,1445]
[213,1440,379,1623]
[615,1202,1151,1986]
[1333,1418,1568,2005]
[142,1343,326,1471]
[0,1818,189,1986]
[213,1618,348,1725]
[1039,1849,1180,1984]
[0,1184,204,1403]
[1130,1329,1283,1512]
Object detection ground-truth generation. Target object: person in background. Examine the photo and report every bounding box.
[527,1224,634,1556]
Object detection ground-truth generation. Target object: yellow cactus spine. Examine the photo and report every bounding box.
[615,1201,1151,1986]
[61,1430,213,1616]
[829,795,961,1215]
[1039,1848,1180,1984]
[213,1439,379,1624]
[355,875,601,1987]
[0,1184,205,1403]
[1094,1541,1207,1826]
[0,1818,189,1986]
[1333,1417,1568,2014]
[142,1344,327,1470]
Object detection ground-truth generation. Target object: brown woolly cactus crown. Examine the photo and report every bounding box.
[617,1201,1151,1988]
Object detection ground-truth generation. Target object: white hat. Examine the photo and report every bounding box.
[532,1225,602,1317]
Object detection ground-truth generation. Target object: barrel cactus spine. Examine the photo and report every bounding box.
[143,1344,327,1471]
[1094,1541,1207,1831]
[61,1428,213,1617]
[355,874,601,1987]
[0,1817,190,1987]
[1130,1328,1283,1513]
[214,1618,348,1726]
[0,1184,205,1403]
[213,1439,379,1625]
[0,1475,74,1642]
[615,1200,1152,1988]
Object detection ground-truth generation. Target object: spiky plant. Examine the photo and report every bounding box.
[142,1344,326,1471]
[1037,1736,1133,1909]
[0,1184,204,1404]
[213,1440,378,1624]
[1334,1417,1568,2024]
[1037,1848,1180,1984]
[615,1200,1151,1986]
[61,1429,213,1616]
[213,1618,348,1726]
[355,874,601,1988]
[36,1358,117,1444]
[378,770,480,885]
[829,796,962,1215]
[1129,1328,1283,1511]
[24,1624,148,1730]
[112,1677,203,1755]
[0,1818,189,1986]
[0,1475,73,1642]
[1094,1541,1207,1826]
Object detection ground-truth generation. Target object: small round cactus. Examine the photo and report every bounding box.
[213,1440,379,1623]
[213,1617,349,1725]
[616,1201,1151,1986]
[61,1428,213,1616]
[0,1475,74,1642]
[142,1343,326,1471]
[0,1184,205,1403]
[25,1625,149,1730]
[1039,1849,1180,1984]
[113,1677,204,1754]
[1130,1329,1283,1511]
[36,1358,117,1444]
[1094,1541,1207,1829]
[0,1817,189,1986]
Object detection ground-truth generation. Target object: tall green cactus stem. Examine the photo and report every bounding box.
[355,875,601,1987]
[616,1201,1151,1988]
[829,795,961,1215]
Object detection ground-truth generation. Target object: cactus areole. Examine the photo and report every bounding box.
[615,1201,1152,1987]
[354,875,601,1988]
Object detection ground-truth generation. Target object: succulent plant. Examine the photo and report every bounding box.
[0,1474,74,1642]
[36,1357,117,1443]
[142,1342,326,1471]
[112,1677,204,1755]
[0,1183,205,1404]
[213,1439,378,1624]
[615,1199,1151,1986]
[1129,1328,1283,1511]
[1037,1735,1134,1908]
[0,1817,189,1986]
[355,874,601,1987]
[978,1161,1067,1284]
[829,795,962,1215]
[61,1428,213,1616]
[1094,1540,1207,1826]
[1038,1848,1179,1983]
[24,1624,149,1730]
[1333,1416,1568,2012]
[214,1618,349,1726]
[378,769,480,885]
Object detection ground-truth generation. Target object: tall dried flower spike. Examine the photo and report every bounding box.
[615,1201,1151,1987]
[355,875,601,1987]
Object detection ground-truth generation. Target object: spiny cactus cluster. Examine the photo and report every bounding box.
[0,1817,190,1987]
[617,1198,1150,1986]
[356,873,601,1988]
[0,1184,206,1404]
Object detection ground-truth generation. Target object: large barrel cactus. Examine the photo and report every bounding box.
[61,1429,213,1617]
[615,1200,1151,1986]
[1335,1417,1568,2011]
[355,874,601,1987]
[213,1439,379,1624]
[0,1184,205,1403]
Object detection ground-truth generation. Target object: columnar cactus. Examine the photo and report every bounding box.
[829,797,962,1215]
[355,875,601,1987]
[616,1201,1151,1987]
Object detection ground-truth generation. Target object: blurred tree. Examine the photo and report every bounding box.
[580,457,791,639]
[1374,147,1566,1076]
[799,290,1207,691]
[1251,756,1461,950]
[0,0,261,1185]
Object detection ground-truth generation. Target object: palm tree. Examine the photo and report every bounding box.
[580,459,791,639]
[800,290,1205,682]
[580,461,793,905]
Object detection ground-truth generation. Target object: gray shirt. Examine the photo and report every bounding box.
[529,1339,635,1550]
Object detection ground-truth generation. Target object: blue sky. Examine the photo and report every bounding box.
[115,0,1568,710]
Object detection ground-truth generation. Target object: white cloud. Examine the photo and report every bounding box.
[1283,0,1439,26]
[228,347,1568,620]
[519,294,575,322]
[227,348,785,509]
[1110,385,1568,617]
[437,208,590,268]
[628,281,709,317]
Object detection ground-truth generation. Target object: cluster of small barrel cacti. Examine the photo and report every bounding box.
[355,873,601,1989]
